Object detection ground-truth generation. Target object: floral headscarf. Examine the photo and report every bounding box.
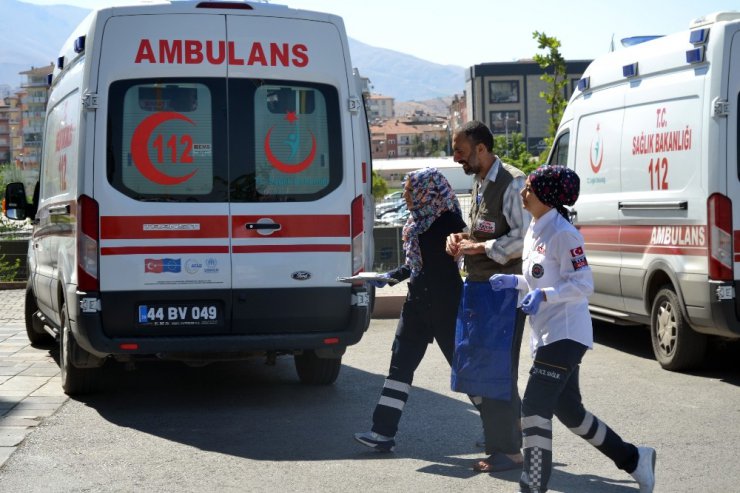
[529,165,580,220]
[401,167,461,277]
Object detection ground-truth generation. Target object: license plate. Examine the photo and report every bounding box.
[137,303,221,327]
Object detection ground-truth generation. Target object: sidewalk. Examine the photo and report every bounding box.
[0,289,67,468]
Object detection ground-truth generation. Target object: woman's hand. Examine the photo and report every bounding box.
[367,273,391,288]
[521,288,546,315]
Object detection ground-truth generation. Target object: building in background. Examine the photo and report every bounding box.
[0,99,10,163]
[17,64,52,171]
[367,94,394,121]
[448,93,467,137]
[370,115,449,160]
[373,156,472,194]
[0,95,22,166]
[463,59,590,153]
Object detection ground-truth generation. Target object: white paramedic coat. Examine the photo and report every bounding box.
[513,208,594,357]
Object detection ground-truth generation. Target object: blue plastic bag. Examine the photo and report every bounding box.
[451,280,518,401]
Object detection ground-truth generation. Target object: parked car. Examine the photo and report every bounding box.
[376,203,409,226]
[375,199,405,218]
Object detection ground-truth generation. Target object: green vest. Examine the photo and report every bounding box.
[464,163,524,281]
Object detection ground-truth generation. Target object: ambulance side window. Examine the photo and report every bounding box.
[42,90,81,199]
[107,79,228,202]
[548,132,570,166]
[229,80,342,202]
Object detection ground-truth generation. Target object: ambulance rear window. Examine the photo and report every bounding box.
[108,79,228,202]
[228,80,342,202]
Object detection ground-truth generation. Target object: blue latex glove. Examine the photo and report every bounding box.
[367,273,391,288]
[489,274,518,291]
[521,288,545,315]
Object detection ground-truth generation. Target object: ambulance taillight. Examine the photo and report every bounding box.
[77,194,100,291]
[351,195,364,274]
[707,193,733,281]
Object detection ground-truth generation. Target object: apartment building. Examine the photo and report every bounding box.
[370,115,449,160]
[367,94,394,120]
[0,99,10,163]
[17,64,52,171]
[463,59,591,153]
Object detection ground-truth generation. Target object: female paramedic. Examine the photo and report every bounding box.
[489,165,656,493]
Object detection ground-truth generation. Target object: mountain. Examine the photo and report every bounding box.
[347,38,464,102]
[0,0,464,104]
[0,0,89,88]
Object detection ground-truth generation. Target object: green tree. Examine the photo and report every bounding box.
[495,132,537,174]
[371,170,388,200]
[533,31,568,163]
[412,135,426,157]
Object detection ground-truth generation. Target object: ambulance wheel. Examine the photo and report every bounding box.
[294,350,341,385]
[25,285,53,347]
[59,303,101,395]
[650,287,706,371]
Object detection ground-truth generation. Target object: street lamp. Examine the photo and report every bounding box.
[504,118,510,156]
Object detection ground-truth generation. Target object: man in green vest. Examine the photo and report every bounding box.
[446,120,530,472]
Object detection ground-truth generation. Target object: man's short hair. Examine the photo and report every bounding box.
[457,120,493,152]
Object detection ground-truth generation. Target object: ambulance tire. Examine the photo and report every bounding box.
[59,303,101,395]
[294,350,341,385]
[650,286,707,371]
[25,285,54,347]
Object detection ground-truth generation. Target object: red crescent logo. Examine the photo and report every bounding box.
[264,127,317,174]
[589,136,603,174]
[131,112,198,185]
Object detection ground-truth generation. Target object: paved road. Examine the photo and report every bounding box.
[1,289,739,492]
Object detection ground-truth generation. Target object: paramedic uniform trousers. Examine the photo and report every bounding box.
[370,297,458,438]
[520,339,639,493]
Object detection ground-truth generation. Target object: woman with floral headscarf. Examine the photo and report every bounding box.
[490,165,656,493]
[354,167,468,452]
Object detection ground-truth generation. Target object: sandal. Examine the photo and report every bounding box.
[472,453,523,473]
[472,455,496,473]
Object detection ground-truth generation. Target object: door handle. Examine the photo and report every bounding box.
[48,204,70,215]
[245,220,281,236]
[245,223,281,230]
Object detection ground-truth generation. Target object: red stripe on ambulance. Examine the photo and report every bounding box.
[232,244,350,253]
[101,246,229,255]
[101,215,229,239]
[232,215,350,238]
[580,224,708,256]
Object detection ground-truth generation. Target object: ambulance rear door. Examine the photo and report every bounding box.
[225,14,358,335]
[95,12,233,337]
[725,27,740,302]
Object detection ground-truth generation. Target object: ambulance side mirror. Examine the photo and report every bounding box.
[3,182,28,221]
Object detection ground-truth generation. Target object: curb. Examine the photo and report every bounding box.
[0,282,25,290]
[372,295,404,319]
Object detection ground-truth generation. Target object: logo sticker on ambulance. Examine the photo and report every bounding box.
[590,124,604,174]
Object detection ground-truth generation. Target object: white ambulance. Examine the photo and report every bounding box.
[3,0,375,394]
[547,11,740,370]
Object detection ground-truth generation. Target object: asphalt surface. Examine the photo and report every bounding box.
[0,283,408,469]
[2,285,740,492]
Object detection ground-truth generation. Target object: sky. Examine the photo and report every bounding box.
[21,0,740,67]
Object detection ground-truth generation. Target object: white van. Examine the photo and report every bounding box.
[547,11,740,370]
[3,0,375,393]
